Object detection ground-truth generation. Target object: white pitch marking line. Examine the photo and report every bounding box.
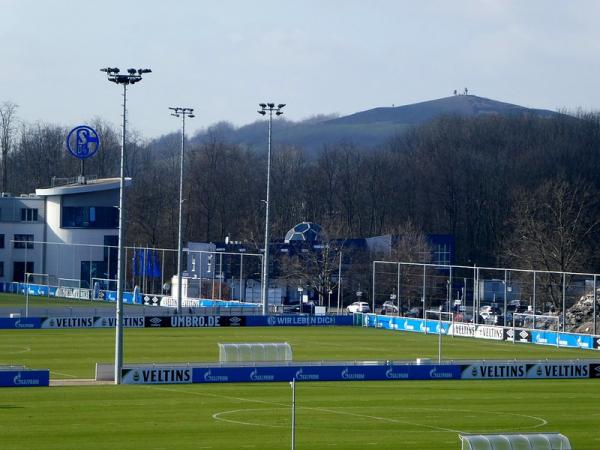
[50,371,78,378]
[0,345,31,354]
[212,408,288,428]
[147,386,548,433]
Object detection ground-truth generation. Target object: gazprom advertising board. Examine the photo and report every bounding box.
[0,370,49,387]
[0,318,41,329]
[121,363,462,385]
[120,360,600,385]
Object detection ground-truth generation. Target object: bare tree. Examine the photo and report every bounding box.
[0,102,18,192]
[277,227,345,305]
[504,179,600,308]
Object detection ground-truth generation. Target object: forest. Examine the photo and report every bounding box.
[2,100,600,277]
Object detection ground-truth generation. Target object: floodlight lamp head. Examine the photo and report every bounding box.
[138,68,152,74]
[259,103,267,108]
[267,103,275,108]
[276,111,283,116]
[258,110,266,115]
[188,114,195,118]
[127,68,136,74]
[171,113,180,117]
[278,104,286,108]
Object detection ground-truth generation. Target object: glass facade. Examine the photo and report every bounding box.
[20,208,38,222]
[13,234,34,249]
[62,206,118,228]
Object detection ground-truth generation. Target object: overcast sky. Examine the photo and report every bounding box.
[2,0,599,138]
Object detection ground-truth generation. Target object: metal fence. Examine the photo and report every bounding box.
[373,261,599,335]
[9,240,263,303]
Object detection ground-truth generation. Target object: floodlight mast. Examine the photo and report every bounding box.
[101,66,151,385]
[169,107,195,314]
[257,102,285,315]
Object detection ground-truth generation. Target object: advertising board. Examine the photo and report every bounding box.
[143,315,245,328]
[93,316,145,328]
[247,315,352,327]
[120,363,462,385]
[0,318,41,329]
[41,317,95,328]
[0,370,49,387]
[121,367,193,384]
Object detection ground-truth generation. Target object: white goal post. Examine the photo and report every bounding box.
[23,272,51,318]
[91,277,118,301]
[56,278,90,301]
[424,310,454,363]
[218,342,293,363]
[424,310,455,336]
[24,272,50,297]
[512,312,560,347]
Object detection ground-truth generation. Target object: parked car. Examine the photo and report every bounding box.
[380,301,403,315]
[405,306,423,318]
[347,301,371,314]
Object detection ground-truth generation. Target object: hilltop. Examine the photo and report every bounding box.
[188,95,562,154]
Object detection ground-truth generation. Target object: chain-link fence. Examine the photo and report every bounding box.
[7,240,262,304]
[373,261,599,334]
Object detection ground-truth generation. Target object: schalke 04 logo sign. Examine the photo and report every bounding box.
[66,125,100,160]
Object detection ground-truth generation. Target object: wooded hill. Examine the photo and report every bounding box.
[1,96,598,275]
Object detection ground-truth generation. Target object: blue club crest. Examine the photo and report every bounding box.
[66,125,100,160]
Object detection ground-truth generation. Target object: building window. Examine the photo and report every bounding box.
[433,244,451,266]
[0,234,4,249]
[20,208,38,222]
[14,234,34,249]
[13,261,33,282]
[0,262,4,277]
[62,206,118,228]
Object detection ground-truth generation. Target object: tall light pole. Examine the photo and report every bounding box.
[257,102,285,315]
[101,67,151,384]
[170,107,195,314]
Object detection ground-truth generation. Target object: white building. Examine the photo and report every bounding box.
[0,193,45,282]
[0,177,128,287]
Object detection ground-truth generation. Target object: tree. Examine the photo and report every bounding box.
[503,179,600,308]
[0,102,18,192]
[277,227,345,306]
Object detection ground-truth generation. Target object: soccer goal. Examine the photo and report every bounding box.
[23,272,51,318]
[512,312,560,347]
[512,312,560,331]
[218,342,293,363]
[55,278,90,301]
[24,273,51,298]
[91,277,118,301]
[424,310,454,363]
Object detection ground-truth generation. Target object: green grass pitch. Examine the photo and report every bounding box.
[1,295,599,448]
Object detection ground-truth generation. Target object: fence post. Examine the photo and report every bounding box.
[531,270,537,330]
[337,250,342,315]
[372,261,376,313]
[240,253,244,302]
[396,262,401,316]
[503,269,508,325]
[422,265,426,319]
[562,272,566,332]
[592,274,597,336]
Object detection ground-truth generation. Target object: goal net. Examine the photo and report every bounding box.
[218,342,293,363]
[24,273,51,298]
[56,278,90,300]
[512,312,560,331]
[91,277,118,301]
[424,310,454,336]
